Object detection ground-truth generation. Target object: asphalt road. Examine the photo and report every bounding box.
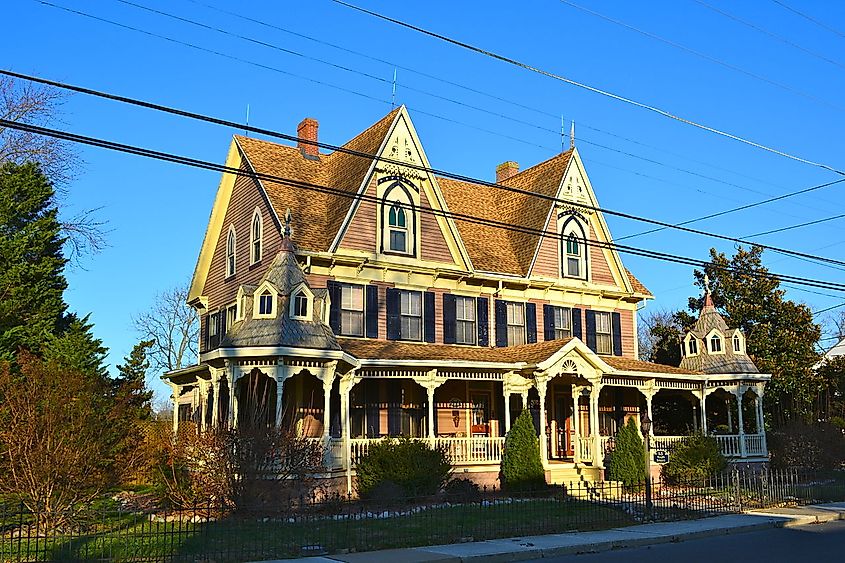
[531,519,845,562]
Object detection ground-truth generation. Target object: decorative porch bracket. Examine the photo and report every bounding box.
[411,369,448,441]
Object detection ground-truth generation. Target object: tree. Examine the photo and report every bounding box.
[689,246,822,426]
[133,285,199,375]
[111,340,156,483]
[500,409,545,491]
[0,353,118,529]
[606,417,646,488]
[638,309,690,366]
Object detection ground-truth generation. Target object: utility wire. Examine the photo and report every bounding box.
[557,0,843,109]
[744,212,845,239]
[814,302,845,317]
[6,117,845,294]
[331,0,845,176]
[770,0,845,40]
[5,68,845,272]
[693,0,845,71]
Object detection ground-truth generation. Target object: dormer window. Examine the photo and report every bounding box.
[294,291,308,318]
[289,283,314,321]
[250,208,263,264]
[710,334,722,353]
[226,226,236,278]
[258,291,273,316]
[688,338,698,356]
[388,203,408,253]
[733,334,741,353]
[560,216,587,280]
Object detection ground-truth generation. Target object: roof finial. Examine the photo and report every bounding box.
[703,273,714,307]
[284,207,293,239]
[569,120,575,150]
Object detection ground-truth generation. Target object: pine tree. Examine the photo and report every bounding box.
[500,409,545,491]
[607,417,646,487]
[115,339,155,419]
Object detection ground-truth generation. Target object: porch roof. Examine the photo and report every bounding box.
[602,356,699,375]
[337,337,574,365]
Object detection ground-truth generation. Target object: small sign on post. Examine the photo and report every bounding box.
[653,450,669,464]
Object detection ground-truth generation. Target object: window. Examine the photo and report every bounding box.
[258,291,273,315]
[566,233,581,277]
[455,296,476,345]
[294,290,308,318]
[226,304,237,330]
[209,312,219,337]
[399,291,422,341]
[553,307,572,339]
[340,285,364,336]
[388,203,408,253]
[733,334,741,352]
[506,302,525,346]
[226,227,236,277]
[710,334,722,353]
[595,311,612,355]
[250,209,262,264]
[688,338,698,355]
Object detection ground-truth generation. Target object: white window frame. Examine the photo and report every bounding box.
[595,311,612,355]
[399,290,423,341]
[387,202,409,254]
[706,329,725,355]
[253,281,279,319]
[685,334,698,357]
[226,225,237,278]
[455,295,476,345]
[208,312,219,338]
[225,303,237,331]
[250,208,263,265]
[553,307,572,340]
[506,302,526,346]
[340,284,365,337]
[560,217,588,280]
[289,283,314,321]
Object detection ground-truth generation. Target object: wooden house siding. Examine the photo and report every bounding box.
[589,225,616,286]
[619,308,635,358]
[205,162,280,311]
[337,177,377,253]
[532,215,559,278]
[419,188,454,264]
[530,298,550,342]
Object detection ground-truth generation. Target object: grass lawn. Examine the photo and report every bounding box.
[1,498,635,562]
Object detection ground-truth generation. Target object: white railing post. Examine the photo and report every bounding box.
[590,385,603,468]
[572,387,581,463]
[537,379,548,468]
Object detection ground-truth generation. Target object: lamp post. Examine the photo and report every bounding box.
[640,411,653,521]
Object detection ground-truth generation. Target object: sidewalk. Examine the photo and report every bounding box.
[259,503,845,563]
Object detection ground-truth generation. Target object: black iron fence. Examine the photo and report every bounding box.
[1,468,843,562]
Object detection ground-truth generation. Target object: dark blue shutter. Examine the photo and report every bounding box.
[543,304,555,341]
[386,288,400,340]
[585,309,597,352]
[495,299,508,347]
[612,311,623,356]
[365,285,379,338]
[443,294,457,344]
[327,280,341,333]
[203,314,209,351]
[477,297,489,347]
[572,307,582,340]
[424,291,436,343]
[526,302,537,344]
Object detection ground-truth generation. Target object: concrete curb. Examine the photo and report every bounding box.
[258,504,845,563]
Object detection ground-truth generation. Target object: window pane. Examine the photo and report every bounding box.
[567,258,580,277]
[259,293,273,315]
[341,311,364,336]
[341,285,364,311]
[507,325,525,346]
[456,296,475,321]
[597,334,612,355]
[295,293,308,317]
[456,319,475,345]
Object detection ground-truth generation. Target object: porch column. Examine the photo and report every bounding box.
[211,375,220,428]
[521,391,528,408]
[504,392,512,433]
[643,389,656,451]
[427,386,437,441]
[225,361,236,428]
[340,373,357,494]
[537,379,549,467]
[756,388,768,455]
[695,389,707,435]
[571,387,581,464]
[590,384,602,468]
[726,397,733,432]
[169,382,179,434]
[735,388,747,458]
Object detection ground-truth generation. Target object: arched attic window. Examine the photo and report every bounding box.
[258,290,274,316]
[381,182,416,256]
[388,203,408,253]
[710,334,722,353]
[560,216,587,279]
[289,283,314,320]
[688,337,698,356]
[226,226,236,278]
[250,208,263,264]
[733,334,742,353]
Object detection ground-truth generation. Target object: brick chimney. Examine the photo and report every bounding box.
[496,161,519,183]
[297,117,319,157]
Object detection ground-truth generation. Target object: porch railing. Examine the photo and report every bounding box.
[714,434,741,457]
[579,436,594,461]
[349,436,505,467]
[744,433,767,456]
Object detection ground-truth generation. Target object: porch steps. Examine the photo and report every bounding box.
[545,463,603,488]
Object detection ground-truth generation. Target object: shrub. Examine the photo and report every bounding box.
[768,419,845,471]
[607,418,646,487]
[661,434,727,484]
[354,438,451,499]
[500,410,545,491]
[443,478,481,503]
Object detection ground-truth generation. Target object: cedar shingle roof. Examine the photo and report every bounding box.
[625,268,652,296]
[338,337,573,365]
[602,356,699,375]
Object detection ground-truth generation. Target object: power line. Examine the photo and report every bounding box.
[330,0,845,176]
[60,0,824,212]
[6,68,845,272]
[814,302,845,317]
[744,212,845,239]
[6,117,845,295]
[770,0,845,40]
[693,0,845,71]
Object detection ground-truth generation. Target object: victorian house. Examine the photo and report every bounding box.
[164,107,770,490]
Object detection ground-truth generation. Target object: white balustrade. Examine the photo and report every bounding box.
[650,436,689,452]
[347,436,505,466]
[714,434,741,457]
[743,433,766,456]
[580,437,594,460]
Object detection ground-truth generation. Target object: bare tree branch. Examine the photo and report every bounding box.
[133,285,199,376]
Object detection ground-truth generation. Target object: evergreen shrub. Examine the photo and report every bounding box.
[354,438,451,499]
[607,418,647,487]
[661,433,727,484]
[500,410,546,491]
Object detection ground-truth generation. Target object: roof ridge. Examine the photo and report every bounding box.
[501,149,574,186]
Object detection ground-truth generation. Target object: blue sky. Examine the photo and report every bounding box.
[5,0,845,400]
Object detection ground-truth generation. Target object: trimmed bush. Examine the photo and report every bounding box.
[607,418,646,487]
[354,438,451,499]
[661,434,727,484]
[500,410,545,491]
[443,478,481,503]
[768,419,845,471]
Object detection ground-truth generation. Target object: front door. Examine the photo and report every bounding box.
[553,393,574,459]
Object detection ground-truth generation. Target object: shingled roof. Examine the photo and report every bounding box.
[338,337,574,364]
